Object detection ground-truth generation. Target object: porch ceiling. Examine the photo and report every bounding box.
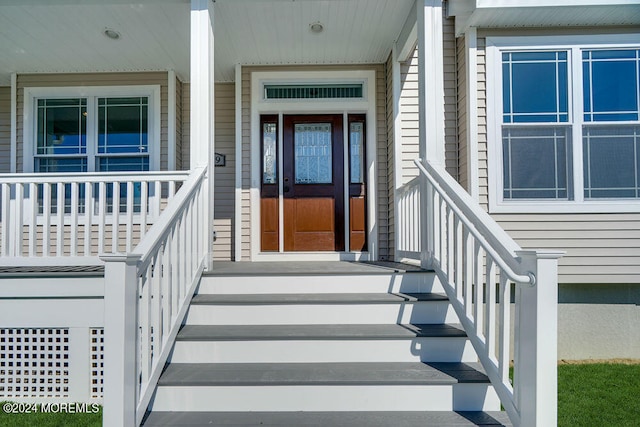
[0,0,414,86]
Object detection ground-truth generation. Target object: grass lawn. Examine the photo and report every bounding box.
[557,362,640,427]
[0,403,101,427]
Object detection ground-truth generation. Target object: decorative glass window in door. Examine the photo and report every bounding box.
[294,123,332,184]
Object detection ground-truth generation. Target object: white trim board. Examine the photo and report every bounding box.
[249,70,378,262]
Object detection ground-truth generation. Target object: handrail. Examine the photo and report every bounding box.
[101,166,209,427]
[414,159,534,286]
[0,170,189,184]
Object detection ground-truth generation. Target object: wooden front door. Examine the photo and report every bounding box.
[283,115,344,251]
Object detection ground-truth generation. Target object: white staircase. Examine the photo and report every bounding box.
[142,262,511,426]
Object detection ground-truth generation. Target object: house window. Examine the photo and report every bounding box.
[35,96,150,173]
[488,36,640,211]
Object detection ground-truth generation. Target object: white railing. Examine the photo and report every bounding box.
[101,166,208,427]
[0,171,190,262]
[399,158,563,427]
[396,176,422,260]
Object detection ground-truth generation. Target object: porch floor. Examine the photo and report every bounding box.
[207,261,429,276]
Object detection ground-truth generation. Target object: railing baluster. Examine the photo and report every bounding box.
[154,180,162,220]
[126,181,134,252]
[29,183,37,256]
[56,182,64,256]
[70,182,78,256]
[13,183,23,256]
[151,251,162,368]
[474,242,483,337]
[141,181,148,239]
[1,183,9,256]
[486,258,497,362]
[84,183,93,256]
[464,229,473,319]
[112,182,120,253]
[42,183,51,256]
[446,206,454,279]
[455,216,463,302]
[139,271,151,386]
[499,271,511,384]
[98,181,106,255]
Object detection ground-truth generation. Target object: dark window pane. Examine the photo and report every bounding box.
[511,62,558,114]
[98,156,149,172]
[36,157,87,173]
[98,97,149,154]
[583,125,640,198]
[36,98,87,155]
[502,126,572,199]
[583,50,639,122]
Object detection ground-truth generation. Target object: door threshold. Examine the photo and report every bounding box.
[252,252,372,262]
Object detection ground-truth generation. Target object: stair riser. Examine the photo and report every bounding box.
[151,384,500,412]
[169,338,477,363]
[185,301,457,325]
[198,273,443,295]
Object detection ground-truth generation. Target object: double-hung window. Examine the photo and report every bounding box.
[487,35,640,212]
[26,86,160,173]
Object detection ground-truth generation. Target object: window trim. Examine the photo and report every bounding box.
[486,34,640,213]
[23,85,161,173]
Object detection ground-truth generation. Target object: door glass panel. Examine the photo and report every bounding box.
[350,122,364,183]
[294,123,332,184]
[263,122,277,184]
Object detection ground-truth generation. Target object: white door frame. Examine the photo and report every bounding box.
[248,70,378,261]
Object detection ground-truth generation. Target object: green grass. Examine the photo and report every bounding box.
[0,403,101,427]
[557,363,640,427]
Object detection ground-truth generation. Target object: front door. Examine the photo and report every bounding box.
[282,114,344,251]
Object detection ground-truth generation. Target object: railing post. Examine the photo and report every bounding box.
[101,254,142,427]
[514,250,564,427]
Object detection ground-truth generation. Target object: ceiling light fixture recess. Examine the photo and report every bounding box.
[309,22,324,34]
[104,28,121,40]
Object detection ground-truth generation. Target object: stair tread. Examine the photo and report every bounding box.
[204,261,433,276]
[143,411,511,426]
[191,292,448,305]
[178,323,467,341]
[157,362,490,386]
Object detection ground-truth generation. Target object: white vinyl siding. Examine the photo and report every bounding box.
[472,29,640,283]
[182,83,237,261]
[0,87,10,173]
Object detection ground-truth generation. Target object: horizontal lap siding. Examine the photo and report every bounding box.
[474,29,640,283]
[16,72,170,172]
[0,87,10,173]
[386,53,395,259]
[457,36,468,191]
[400,49,420,185]
[182,83,237,261]
[443,15,458,180]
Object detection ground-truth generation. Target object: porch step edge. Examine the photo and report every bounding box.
[157,362,490,387]
[176,323,468,341]
[142,410,512,427]
[190,292,449,305]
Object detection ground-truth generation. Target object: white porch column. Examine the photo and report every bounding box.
[417,0,445,165]
[190,0,214,270]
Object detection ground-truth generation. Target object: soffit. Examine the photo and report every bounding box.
[449,1,640,35]
[0,0,414,85]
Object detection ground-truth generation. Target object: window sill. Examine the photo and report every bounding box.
[489,200,640,214]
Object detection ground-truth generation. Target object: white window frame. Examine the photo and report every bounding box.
[23,85,161,173]
[487,34,640,213]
